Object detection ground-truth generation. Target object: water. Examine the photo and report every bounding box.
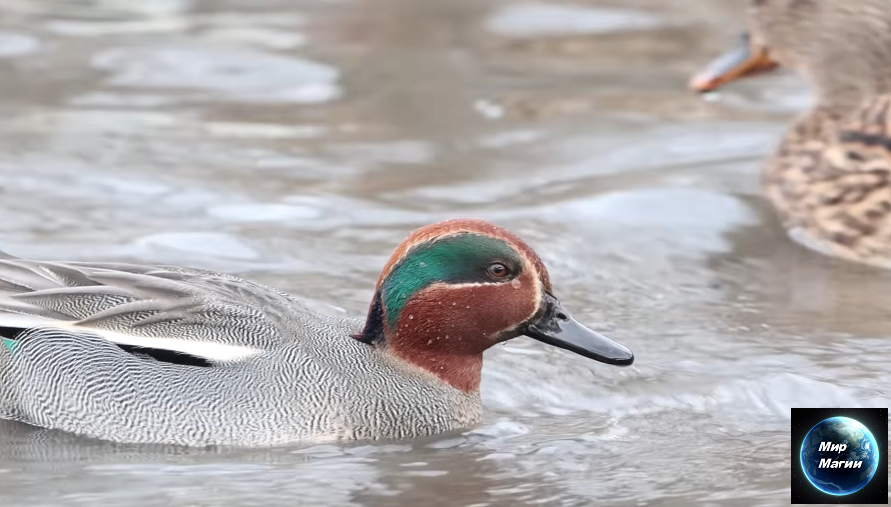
[0,0,887,505]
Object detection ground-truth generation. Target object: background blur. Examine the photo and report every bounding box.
[0,0,888,506]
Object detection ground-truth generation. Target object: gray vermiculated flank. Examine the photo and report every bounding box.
[0,256,481,447]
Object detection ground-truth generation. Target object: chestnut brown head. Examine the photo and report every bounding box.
[353,219,634,392]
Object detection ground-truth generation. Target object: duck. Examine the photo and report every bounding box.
[689,0,891,268]
[0,218,634,447]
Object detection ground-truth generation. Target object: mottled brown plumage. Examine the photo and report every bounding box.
[692,0,891,268]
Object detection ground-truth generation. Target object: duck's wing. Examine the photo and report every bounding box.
[0,254,305,366]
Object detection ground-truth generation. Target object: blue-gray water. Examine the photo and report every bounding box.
[0,0,888,505]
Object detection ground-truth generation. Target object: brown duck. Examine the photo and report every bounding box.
[690,0,891,268]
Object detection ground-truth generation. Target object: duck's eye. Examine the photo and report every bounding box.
[487,262,510,278]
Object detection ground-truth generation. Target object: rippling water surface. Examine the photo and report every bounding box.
[0,0,888,505]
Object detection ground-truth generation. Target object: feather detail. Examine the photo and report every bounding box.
[0,258,291,364]
[52,322,263,362]
[766,96,891,267]
[1,337,15,353]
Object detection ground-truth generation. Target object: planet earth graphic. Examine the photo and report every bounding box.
[800,417,880,496]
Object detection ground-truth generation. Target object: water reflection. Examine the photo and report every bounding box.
[485,3,662,38]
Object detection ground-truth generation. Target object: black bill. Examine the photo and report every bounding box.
[523,293,634,366]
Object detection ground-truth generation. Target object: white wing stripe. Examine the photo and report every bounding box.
[53,323,263,362]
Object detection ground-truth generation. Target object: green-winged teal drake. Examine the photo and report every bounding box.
[0,218,633,447]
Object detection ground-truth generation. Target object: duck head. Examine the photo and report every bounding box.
[353,218,634,392]
[690,0,891,111]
